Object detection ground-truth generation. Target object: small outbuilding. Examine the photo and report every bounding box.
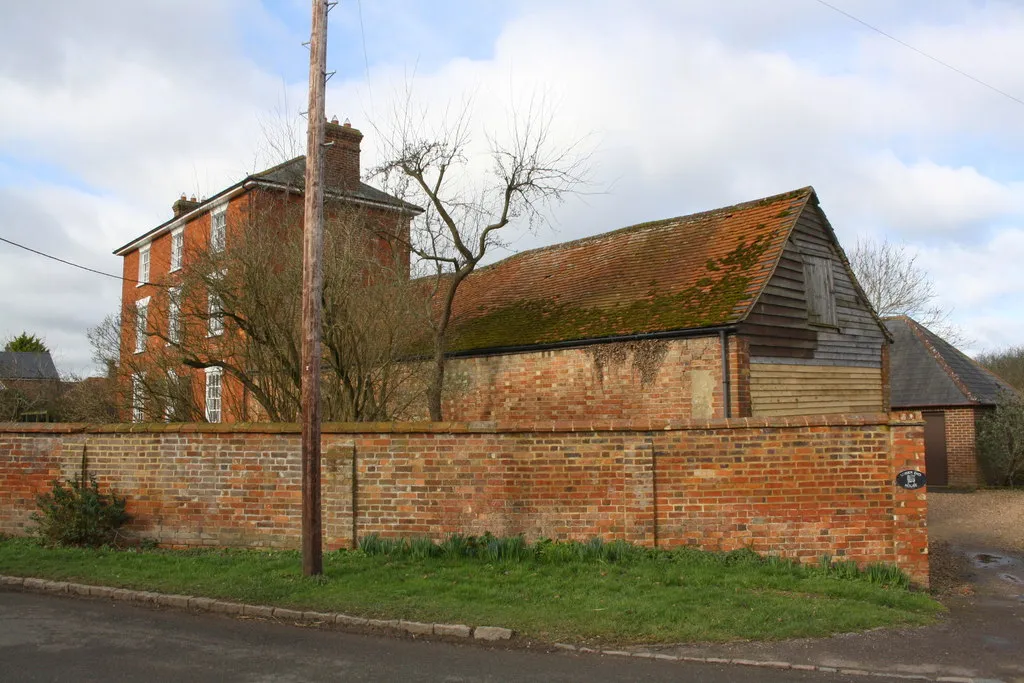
[885,316,1013,487]
[0,351,61,422]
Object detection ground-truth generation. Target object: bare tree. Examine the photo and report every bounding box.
[127,188,427,423]
[977,346,1024,392]
[252,84,305,171]
[373,92,591,419]
[88,312,203,422]
[848,237,966,344]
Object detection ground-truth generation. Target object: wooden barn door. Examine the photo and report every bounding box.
[922,411,948,487]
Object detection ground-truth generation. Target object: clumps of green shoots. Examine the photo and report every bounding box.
[356,533,912,588]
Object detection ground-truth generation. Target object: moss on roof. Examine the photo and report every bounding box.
[443,187,814,354]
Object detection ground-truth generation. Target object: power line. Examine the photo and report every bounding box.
[356,0,374,116]
[814,0,1024,109]
[0,235,161,288]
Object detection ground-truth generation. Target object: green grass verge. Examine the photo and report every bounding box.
[0,536,942,645]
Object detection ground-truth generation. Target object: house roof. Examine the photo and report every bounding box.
[113,156,419,256]
[885,316,1013,408]
[444,187,815,354]
[0,351,59,381]
[253,156,422,212]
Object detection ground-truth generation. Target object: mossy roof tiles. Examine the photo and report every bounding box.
[445,186,815,353]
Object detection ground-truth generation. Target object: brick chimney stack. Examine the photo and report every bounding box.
[324,117,362,190]
[172,193,201,218]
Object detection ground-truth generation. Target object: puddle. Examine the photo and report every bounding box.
[999,573,1022,585]
[971,552,1015,569]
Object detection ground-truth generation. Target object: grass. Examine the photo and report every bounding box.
[0,535,943,645]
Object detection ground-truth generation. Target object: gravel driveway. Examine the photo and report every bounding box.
[928,489,1024,595]
[928,490,1024,552]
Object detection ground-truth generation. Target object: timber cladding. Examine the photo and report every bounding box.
[750,363,884,416]
[0,414,928,585]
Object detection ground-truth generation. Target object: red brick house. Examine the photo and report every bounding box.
[439,186,892,421]
[113,120,419,422]
[885,316,1014,488]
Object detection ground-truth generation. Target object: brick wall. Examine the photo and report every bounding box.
[0,414,928,585]
[944,406,980,488]
[443,335,750,422]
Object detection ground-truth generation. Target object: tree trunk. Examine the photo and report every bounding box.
[427,334,445,421]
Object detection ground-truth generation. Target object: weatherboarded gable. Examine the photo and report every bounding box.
[742,197,889,416]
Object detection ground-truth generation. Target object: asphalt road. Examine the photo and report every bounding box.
[0,590,865,682]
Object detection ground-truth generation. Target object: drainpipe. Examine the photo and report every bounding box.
[720,329,732,418]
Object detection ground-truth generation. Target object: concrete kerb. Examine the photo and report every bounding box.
[2,575,997,683]
[2,575,507,644]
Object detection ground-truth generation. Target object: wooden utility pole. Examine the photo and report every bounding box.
[300,0,328,577]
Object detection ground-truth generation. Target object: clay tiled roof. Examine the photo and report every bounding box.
[885,316,1014,407]
[445,187,815,354]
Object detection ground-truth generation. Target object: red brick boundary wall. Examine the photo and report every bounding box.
[0,413,928,585]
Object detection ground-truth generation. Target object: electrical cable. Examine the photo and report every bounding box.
[814,0,1024,108]
[0,235,163,288]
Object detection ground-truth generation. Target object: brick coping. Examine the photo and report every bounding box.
[0,412,921,435]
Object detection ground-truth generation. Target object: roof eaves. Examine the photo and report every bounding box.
[247,178,424,214]
[112,180,249,256]
[444,323,740,359]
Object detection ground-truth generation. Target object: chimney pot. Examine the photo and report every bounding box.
[172,194,202,218]
[330,115,339,124]
[343,118,351,127]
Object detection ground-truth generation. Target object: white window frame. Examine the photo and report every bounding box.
[207,291,224,337]
[168,287,181,344]
[135,296,150,354]
[164,369,177,422]
[170,227,184,272]
[137,244,151,286]
[205,367,222,423]
[210,205,227,253]
[132,373,144,423]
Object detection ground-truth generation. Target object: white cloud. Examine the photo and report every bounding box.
[6,0,1024,373]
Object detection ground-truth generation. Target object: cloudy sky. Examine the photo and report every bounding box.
[2,0,1024,375]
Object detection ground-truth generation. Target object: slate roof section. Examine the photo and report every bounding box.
[885,316,1013,408]
[0,352,60,381]
[114,156,419,255]
[444,187,815,354]
[252,157,421,212]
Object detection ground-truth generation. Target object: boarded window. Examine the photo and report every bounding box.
[803,255,837,327]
